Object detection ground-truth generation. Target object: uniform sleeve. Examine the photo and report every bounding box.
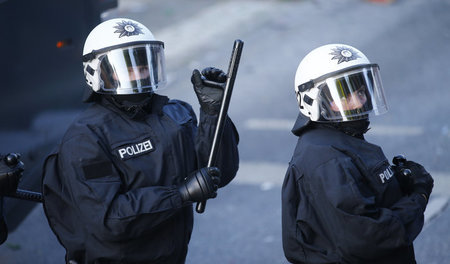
[195,110,240,187]
[281,164,303,263]
[58,134,184,242]
[309,157,425,260]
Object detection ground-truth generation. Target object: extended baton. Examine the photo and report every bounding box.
[4,189,44,203]
[196,39,244,214]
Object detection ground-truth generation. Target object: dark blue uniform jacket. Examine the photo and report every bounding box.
[282,116,426,264]
[42,94,239,264]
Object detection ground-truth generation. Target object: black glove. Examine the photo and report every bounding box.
[191,67,226,115]
[392,165,414,195]
[392,155,414,195]
[178,167,221,203]
[404,160,434,202]
[0,153,24,196]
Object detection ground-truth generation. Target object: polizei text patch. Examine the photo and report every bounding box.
[117,139,153,159]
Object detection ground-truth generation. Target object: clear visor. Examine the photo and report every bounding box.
[317,65,387,121]
[96,43,167,94]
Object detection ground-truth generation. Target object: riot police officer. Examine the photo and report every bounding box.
[282,44,433,264]
[42,18,239,264]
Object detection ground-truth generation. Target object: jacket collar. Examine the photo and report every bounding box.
[291,114,370,139]
[99,93,169,120]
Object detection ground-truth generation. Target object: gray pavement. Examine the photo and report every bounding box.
[1,0,450,263]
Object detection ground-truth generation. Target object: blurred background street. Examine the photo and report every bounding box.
[1,0,449,263]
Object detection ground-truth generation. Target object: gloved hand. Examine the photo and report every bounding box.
[404,160,434,202]
[392,165,414,195]
[178,167,221,203]
[392,155,414,195]
[191,67,226,115]
[0,153,24,196]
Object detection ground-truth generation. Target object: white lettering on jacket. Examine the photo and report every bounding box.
[378,165,394,184]
[118,139,153,159]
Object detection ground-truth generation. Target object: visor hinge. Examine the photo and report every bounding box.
[82,52,96,62]
[298,80,314,92]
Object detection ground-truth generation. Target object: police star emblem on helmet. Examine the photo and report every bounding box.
[330,46,361,64]
[113,20,144,38]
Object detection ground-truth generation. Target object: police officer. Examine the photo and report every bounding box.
[282,44,433,264]
[42,18,239,264]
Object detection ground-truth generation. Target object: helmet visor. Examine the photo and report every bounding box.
[317,65,387,121]
[97,43,166,94]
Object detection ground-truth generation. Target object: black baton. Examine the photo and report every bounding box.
[196,39,244,214]
[4,189,44,203]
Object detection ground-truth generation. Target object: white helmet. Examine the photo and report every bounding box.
[294,44,388,122]
[82,18,167,95]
